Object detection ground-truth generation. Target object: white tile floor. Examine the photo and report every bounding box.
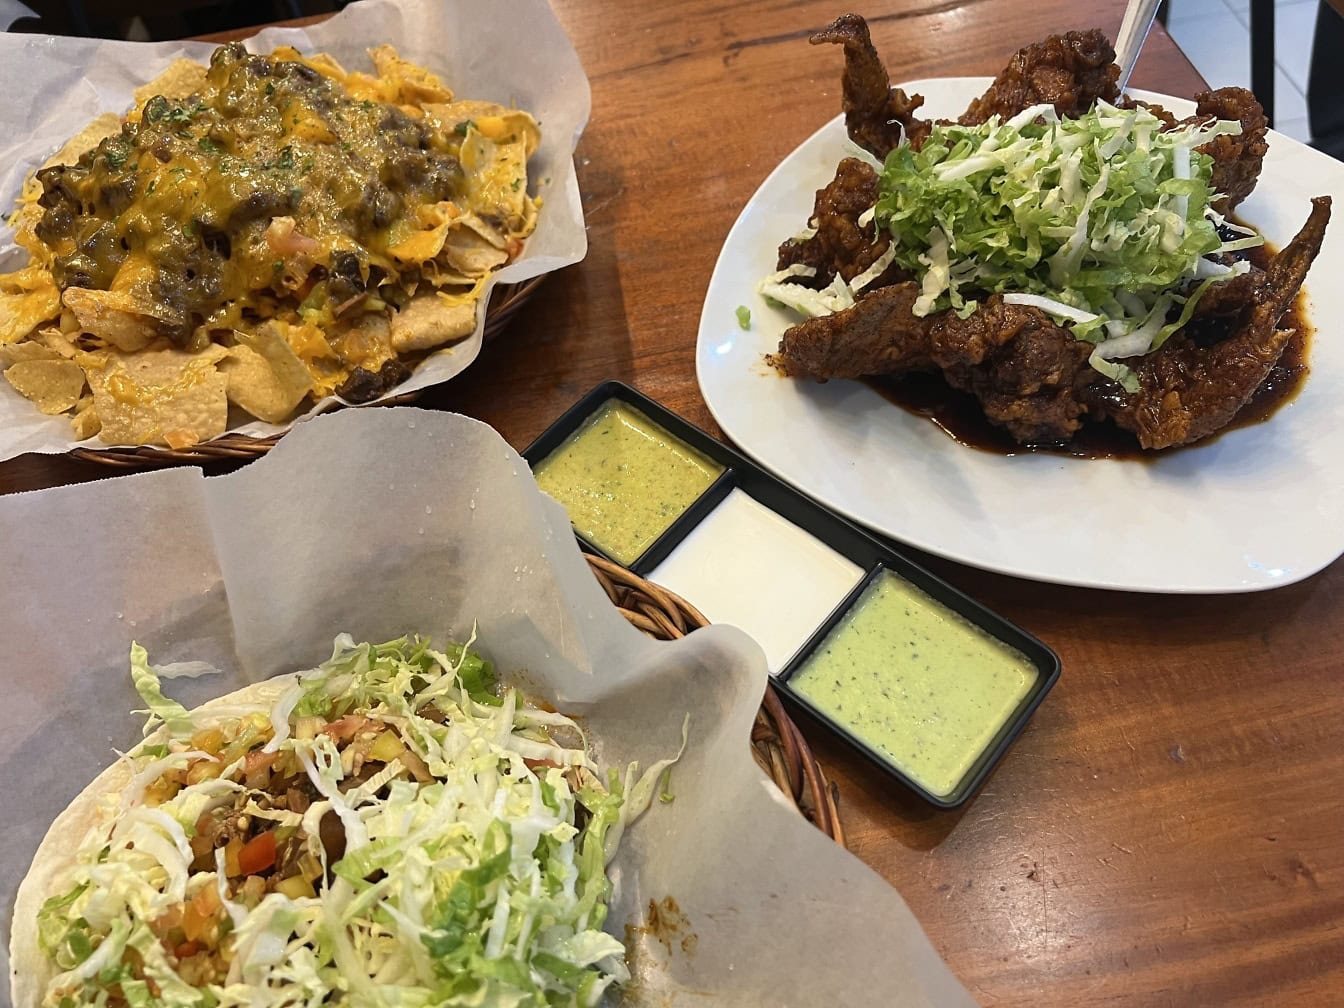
[1166,0,1318,142]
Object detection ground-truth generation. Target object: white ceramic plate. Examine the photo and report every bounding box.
[697,78,1344,593]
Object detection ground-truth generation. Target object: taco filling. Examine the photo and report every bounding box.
[22,635,677,1007]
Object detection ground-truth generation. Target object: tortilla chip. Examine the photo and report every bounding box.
[41,113,122,170]
[86,346,228,447]
[369,45,454,105]
[441,227,508,277]
[70,395,100,440]
[425,102,540,157]
[0,341,61,369]
[460,129,534,228]
[329,312,395,372]
[390,292,476,353]
[35,328,80,359]
[133,58,208,107]
[220,322,315,423]
[0,266,61,345]
[62,288,170,352]
[4,359,86,414]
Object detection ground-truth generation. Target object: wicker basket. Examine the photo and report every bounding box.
[68,275,545,469]
[587,554,845,846]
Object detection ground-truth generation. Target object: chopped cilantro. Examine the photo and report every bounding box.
[273,145,294,170]
[166,101,200,126]
[511,178,522,192]
[264,82,275,96]
[143,97,168,124]
[146,179,156,195]
[197,136,222,154]
[453,119,477,137]
[103,147,127,171]
[735,305,751,330]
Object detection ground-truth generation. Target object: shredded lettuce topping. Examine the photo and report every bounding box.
[36,635,679,1008]
[764,101,1264,391]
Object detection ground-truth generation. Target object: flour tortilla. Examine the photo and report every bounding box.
[9,677,292,1006]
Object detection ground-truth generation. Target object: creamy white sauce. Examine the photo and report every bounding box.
[649,489,863,673]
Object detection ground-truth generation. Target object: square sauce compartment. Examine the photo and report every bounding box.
[532,399,724,565]
[785,568,1051,805]
[649,488,864,673]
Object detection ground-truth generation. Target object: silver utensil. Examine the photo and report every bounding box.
[1115,0,1164,92]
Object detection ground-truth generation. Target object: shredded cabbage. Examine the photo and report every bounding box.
[36,636,679,1008]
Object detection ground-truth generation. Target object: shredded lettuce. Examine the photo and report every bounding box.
[37,635,677,1008]
[130,643,197,740]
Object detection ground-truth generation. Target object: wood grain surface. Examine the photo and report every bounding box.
[4,3,1340,1005]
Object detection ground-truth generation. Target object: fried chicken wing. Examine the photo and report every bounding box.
[810,13,931,157]
[776,158,902,287]
[931,299,1097,444]
[1089,197,1330,449]
[960,29,1120,125]
[1189,88,1269,213]
[777,289,1094,443]
[778,282,934,379]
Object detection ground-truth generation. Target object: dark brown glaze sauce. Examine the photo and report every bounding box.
[862,242,1312,460]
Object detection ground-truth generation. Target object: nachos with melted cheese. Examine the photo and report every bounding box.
[0,43,540,448]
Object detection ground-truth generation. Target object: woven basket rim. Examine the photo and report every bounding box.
[66,274,546,470]
[586,553,843,846]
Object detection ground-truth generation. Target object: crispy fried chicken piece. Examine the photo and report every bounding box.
[776,158,902,287]
[960,29,1120,125]
[931,298,1097,444]
[1188,87,1269,213]
[810,13,931,157]
[777,282,934,378]
[778,289,1094,443]
[1090,196,1331,449]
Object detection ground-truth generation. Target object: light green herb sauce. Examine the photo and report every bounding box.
[791,572,1037,797]
[534,401,723,564]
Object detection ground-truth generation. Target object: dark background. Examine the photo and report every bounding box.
[7,0,345,39]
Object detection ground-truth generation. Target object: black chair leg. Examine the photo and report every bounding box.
[1308,1,1344,157]
[1250,0,1276,128]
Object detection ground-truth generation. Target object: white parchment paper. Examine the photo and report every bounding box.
[0,407,975,1006]
[0,0,589,462]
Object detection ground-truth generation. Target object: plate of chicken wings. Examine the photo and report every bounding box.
[697,18,1342,593]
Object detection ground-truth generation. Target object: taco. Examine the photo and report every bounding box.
[11,635,676,1007]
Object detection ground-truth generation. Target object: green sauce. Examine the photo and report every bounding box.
[534,401,723,564]
[790,571,1037,798]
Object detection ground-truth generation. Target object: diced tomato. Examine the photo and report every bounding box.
[238,830,277,876]
[243,749,278,788]
[322,715,373,742]
[174,940,200,960]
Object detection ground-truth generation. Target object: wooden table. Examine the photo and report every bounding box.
[4,2,1340,1004]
